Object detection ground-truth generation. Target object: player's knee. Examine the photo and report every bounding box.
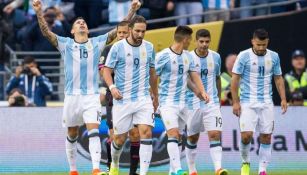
[114,134,127,147]
[208,131,221,141]
[187,135,199,144]
[67,127,79,138]
[260,134,271,144]
[138,127,152,139]
[167,128,180,139]
[241,134,253,144]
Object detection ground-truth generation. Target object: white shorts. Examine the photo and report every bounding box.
[112,97,154,135]
[62,94,102,127]
[240,102,274,134]
[159,105,188,134]
[186,105,223,136]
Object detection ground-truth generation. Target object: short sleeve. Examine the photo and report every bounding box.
[187,53,197,72]
[272,53,282,75]
[215,53,221,76]
[150,48,155,68]
[56,35,70,53]
[105,44,118,69]
[232,52,246,75]
[155,52,169,76]
[95,33,109,51]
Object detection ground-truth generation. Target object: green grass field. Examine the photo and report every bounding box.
[1,171,306,175]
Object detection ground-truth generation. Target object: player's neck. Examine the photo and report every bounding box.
[195,48,208,58]
[127,37,142,47]
[170,43,183,55]
[74,34,88,44]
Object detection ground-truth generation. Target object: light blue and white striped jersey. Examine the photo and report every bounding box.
[186,49,221,110]
[105,39,155,104]
[108,0,130,23]
[202,0,230,9]
[155,48,197,106]
[56,34,108,95]
[232,48,282,103]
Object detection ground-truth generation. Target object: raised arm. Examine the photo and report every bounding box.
[32,0,58,47]
[106,0,141,44]
[274,75,287,114]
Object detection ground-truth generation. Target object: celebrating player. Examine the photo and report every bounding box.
[32,0,141,175]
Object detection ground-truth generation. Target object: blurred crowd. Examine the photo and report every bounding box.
[0,0,306,53]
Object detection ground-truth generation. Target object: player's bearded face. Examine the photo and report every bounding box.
[197,37,210,52]
[130,23,146,45]
[252,38,269,56]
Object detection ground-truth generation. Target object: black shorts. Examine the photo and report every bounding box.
[105,90,113,129]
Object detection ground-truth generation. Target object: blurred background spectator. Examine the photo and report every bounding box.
[285,50,307,106]
[5,56,53,106]
[221,53,236,105]
[7,87,29,106]
[203,0,234,22]
[174,0,203,25]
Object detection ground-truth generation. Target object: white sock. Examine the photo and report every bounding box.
[111,141,123,168]
[240,141,251,163]
[185,140,197,173]
[167,138,181,173]
[139,139,153,175]
[209,141,222,171]
[88,129,101,170]
[66,136,78,171]
[259,143,271,173]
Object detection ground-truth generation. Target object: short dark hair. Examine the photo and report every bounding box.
[253,28,269,40]
[44,6,57,13]
[72,17,86,26]
[117,20,130,29]
[23,56,36,65]
[196,29,210,40]
[129,15,146,28]
[174,26,193,42]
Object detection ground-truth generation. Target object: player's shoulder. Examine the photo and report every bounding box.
[237,48,252,60]
[267,49,279,59]
[57,35,72,43]
[156,48,170,57]
[209,49,221,59]
[142,40,154,47]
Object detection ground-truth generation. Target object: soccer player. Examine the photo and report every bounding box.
[155,26,210,175]
[103,15,158,175]
[32,0,141,175]
[99,20,141,175]
[185,29,228,175]
[231,28,287,175]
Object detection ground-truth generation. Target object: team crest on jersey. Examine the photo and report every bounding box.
[266,60,272,66]
[208,62,213,68]
[86,42,93,50]
[184,56,189,65]
[141,51,147,60]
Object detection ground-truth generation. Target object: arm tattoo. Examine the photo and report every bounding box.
[36,11,58,47]
[106,28,117,44]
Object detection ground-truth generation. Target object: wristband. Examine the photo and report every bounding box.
[109,84,116,90]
